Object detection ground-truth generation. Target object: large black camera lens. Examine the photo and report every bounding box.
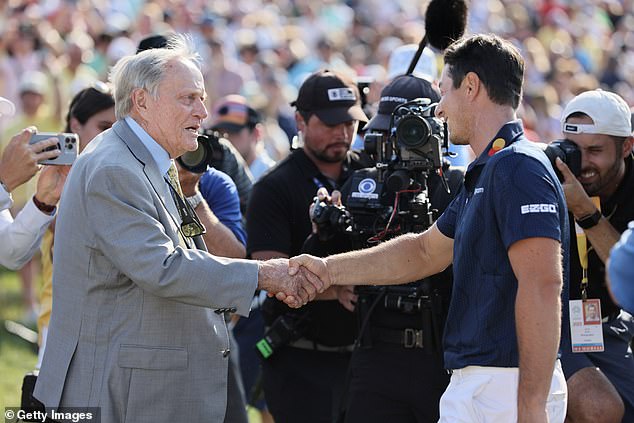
[178,143,209,173]
[543,139,582,182]
[176,131,223,173]
[396,115,431,149]
[363,132,383,156]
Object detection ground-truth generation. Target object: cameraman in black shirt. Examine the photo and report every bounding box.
[246,70,372,423]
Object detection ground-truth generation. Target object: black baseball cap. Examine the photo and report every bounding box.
[292,70,368,125]
[364,75,440,132]
[137,34,168,53]
[211,95,260,133]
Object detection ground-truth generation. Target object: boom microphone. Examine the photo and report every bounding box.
[406,0,468,75]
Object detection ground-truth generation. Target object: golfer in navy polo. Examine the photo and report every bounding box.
[289,34,570,423]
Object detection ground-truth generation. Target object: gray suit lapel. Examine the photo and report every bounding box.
[112,120,181,228]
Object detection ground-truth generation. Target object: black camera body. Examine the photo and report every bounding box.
[311,98,447,242]
[311,198,352,241]
[543,139,582,182]
[391,99,444,173]
[176,129,224,173]
[306,97,453,353]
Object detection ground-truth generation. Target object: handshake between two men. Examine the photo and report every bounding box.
[257,256,335,309]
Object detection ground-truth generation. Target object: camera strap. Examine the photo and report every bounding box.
[165,164,206,238]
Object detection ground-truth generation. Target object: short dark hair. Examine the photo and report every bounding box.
[443,34,524,109]
[65,84,115,132]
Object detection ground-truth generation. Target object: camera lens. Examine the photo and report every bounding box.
[179,145,207,172]
[543,139,582,182]
[397,116,430,149]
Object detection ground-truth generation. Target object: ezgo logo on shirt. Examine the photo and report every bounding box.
[520,203,557,214]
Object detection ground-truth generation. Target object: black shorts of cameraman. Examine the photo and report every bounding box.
[342,279,451,423]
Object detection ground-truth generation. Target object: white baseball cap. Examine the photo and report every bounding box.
[387,44,438,83]
[19,71,48,95]
[0,96,15,117]
[561,89,632,137]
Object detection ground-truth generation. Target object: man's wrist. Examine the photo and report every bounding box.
[0,177,11,195]
[33,195,56,215]
[575,209,602,230]
[324,257,335,286]
[186,191,204,209]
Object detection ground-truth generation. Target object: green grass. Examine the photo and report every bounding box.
[0,269,38,411]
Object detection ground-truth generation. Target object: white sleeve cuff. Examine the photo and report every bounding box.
[0,185,12,211]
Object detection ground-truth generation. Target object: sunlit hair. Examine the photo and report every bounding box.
[108,33,201,120]
[444,34,524,110]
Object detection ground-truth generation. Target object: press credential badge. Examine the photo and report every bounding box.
[569,298,604,353]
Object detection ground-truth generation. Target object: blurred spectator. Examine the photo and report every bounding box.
[3,71,61,156]
[386,44,438,83]
[211,95,276,181]
[203,38,249,117]
[57,32,99,101]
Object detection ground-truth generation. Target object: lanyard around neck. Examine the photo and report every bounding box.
[576,196,601,301]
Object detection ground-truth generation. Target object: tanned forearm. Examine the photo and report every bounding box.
[327,225,453,287]
[583,218,621,263]
[516,274,561,415]
[511,238,562,422]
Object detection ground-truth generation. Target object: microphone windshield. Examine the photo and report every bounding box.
[425,0,468,51]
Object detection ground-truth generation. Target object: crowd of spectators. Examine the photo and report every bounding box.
[1,0,633,421]
[1,0,632,151]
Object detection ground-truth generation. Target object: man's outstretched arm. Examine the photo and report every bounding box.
[258,258,327,308]
[289,223,454,287]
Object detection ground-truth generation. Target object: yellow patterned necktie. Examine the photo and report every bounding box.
[167,163,184,198]
[165,163,205,238]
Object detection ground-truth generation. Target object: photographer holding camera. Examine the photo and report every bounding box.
[554,89,634,423]
[0,96,67,271]
[290,34,569,423]
[305,73,464,422]
[246,69,372,423]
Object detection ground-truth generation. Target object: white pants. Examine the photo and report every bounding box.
[438,360,567,423]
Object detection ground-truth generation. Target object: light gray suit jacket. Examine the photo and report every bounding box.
[34,120,258,422]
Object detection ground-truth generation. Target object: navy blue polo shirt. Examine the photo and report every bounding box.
[436,120,569,369]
